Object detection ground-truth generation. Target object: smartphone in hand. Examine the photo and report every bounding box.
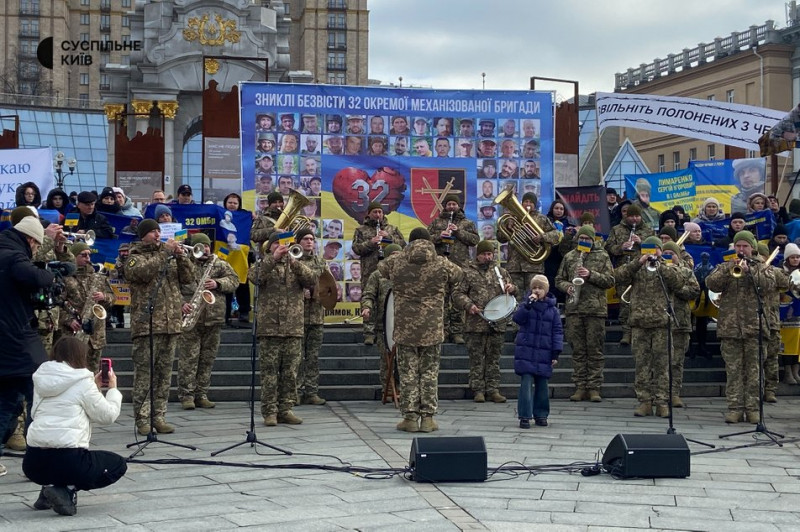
[100,358,113,387]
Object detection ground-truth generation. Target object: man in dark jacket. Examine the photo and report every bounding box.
[0,216,56,454]
[70,191,114,239]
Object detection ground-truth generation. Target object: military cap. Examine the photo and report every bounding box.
[137,218,159,239]
[476,240,495,254]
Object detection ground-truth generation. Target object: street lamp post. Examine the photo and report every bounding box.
[481,72,486,90]
[53,151,77,189]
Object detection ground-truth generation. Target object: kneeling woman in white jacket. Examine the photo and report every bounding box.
[23,337,127,516]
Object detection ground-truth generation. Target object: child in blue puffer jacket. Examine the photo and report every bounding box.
[512,275,563,429]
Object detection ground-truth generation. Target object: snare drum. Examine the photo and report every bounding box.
[481,294,517,323]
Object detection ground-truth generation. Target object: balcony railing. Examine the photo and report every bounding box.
[615,21,776,90]
[99,84,111,91]
[327,62,347,71]
[326,21,347,30]
[327,42,347,50]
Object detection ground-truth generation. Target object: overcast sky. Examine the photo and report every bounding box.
[368,1,784,99]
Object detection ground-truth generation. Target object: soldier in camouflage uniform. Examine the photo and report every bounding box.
[706,231,776,424]
[361,244,403,397]
[756,243,789,403]
[661,242,700,407]
[295,228,329,405]
[555,225,615,402]
[428,194,479,344]
[452,240,515,403]
[250,192,285,248]
[248,232,317,426]
[604,204,655,345]
[378,228,462,433]
[352,201,406,345]
[126,219,194,435]
[177,233,238,410]
[59,242,115,373]
[496,192,560,303]
[614,236,682,418]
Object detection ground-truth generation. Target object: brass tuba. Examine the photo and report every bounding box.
[493,187,552,263]
[263,189,312,255]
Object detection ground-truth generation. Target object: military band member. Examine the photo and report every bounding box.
[352,201,406,345]
[555,225,615,402]
[378,228,462,433]
[453,240,515,403]
[428,194,479,344]
[250,192,285,247]
[497,192,560,303]
[661,241,700,407]
[604,204,655,345]
[295,228,328,406]
[361,243,403,397]
[177,233,238,410]
[60,242,114,373]
[249,232,317,426]
[614,236,682,417]
[757,243,789,403]
[705,231,776,424]
[780,244,800,385]
[126,219,194,435]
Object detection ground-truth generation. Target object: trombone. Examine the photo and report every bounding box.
[65,230,96,246]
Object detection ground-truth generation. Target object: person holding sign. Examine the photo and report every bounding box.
[614,236,682,417]
[555,225,615,403]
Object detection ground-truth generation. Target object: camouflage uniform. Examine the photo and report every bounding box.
[764,267,789,396]
[35,236,74,354]
[248,253,316,417]
[59,264,115,372]
[555,246,615,393]
[126,241,194,427]
[352,218,406,337]
[497,210,560,302]
[429,209,480,339]
[706,259,776,416]
[615,257,681,408]
[360,269,394,392]
[604,220,655,338]
[249,207,283,247]
[296,253,328,398]
[177,256,238,403]
[668,263,701,396]
[378,240,462,421]
[452,260,513,396]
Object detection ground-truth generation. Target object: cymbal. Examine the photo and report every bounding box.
[318,269,338,311]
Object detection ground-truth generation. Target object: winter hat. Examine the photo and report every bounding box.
[191,233,211,246]
[730,211,746,222]
[660,210,678,224]
[521,192,537,204]
[71,242,90,255]
[294,228,314,242]
[701,197,721,211]
[14,216,44,244]
[409,227,430,242]
[773,224,788,237]
[99,187,115,202]
[683,222,701,233]
[367,201,383,213]
[267,192,283,205]
[626,204,642,217]
[757,243,770,257]
[733,230,757,249]
[267,232,283,249]
[442,194,461,206]
[154,204,173,220]
[748,192,769,210]
[577,225,596,240]
[137,218,159,239]
[112,187,125,197]
[384,243,402,255]
[476,240,495,254]
[659,226,678,242]
[579,212,595,225]
[530,274,549,291]
[642,236,663,249]
[10,205,38,225]
[662,241,681,255]
[783,243,800,259]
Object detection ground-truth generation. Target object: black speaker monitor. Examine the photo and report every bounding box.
[602,433,690,479]
[409,436,487,482]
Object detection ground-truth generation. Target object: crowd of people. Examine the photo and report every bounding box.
[3,172,800,514]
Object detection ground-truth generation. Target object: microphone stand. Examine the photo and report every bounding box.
[128,253,197,458]
[654,261,714,448]
[212,257,292,457]
[718,264,786,446]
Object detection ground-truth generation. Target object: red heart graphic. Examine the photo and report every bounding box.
[332,166,407,222]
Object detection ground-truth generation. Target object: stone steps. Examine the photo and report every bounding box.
[101,325,800,403]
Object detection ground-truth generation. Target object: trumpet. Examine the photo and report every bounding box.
[731,253,748,278]
[288,243,304,259]
[646,255,659,272]
[179,242,206,259]
[66,230,95,246]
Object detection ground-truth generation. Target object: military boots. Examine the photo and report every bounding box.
[418,416,439,433]
[396,415,419,432]
[633,401,652,417]
[569,388,588,401]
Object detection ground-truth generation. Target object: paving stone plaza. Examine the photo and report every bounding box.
[2,396,800,531]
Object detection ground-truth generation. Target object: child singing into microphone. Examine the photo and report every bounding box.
[512,275,563,429]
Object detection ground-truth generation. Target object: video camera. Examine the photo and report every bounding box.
[31,261,76,310]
